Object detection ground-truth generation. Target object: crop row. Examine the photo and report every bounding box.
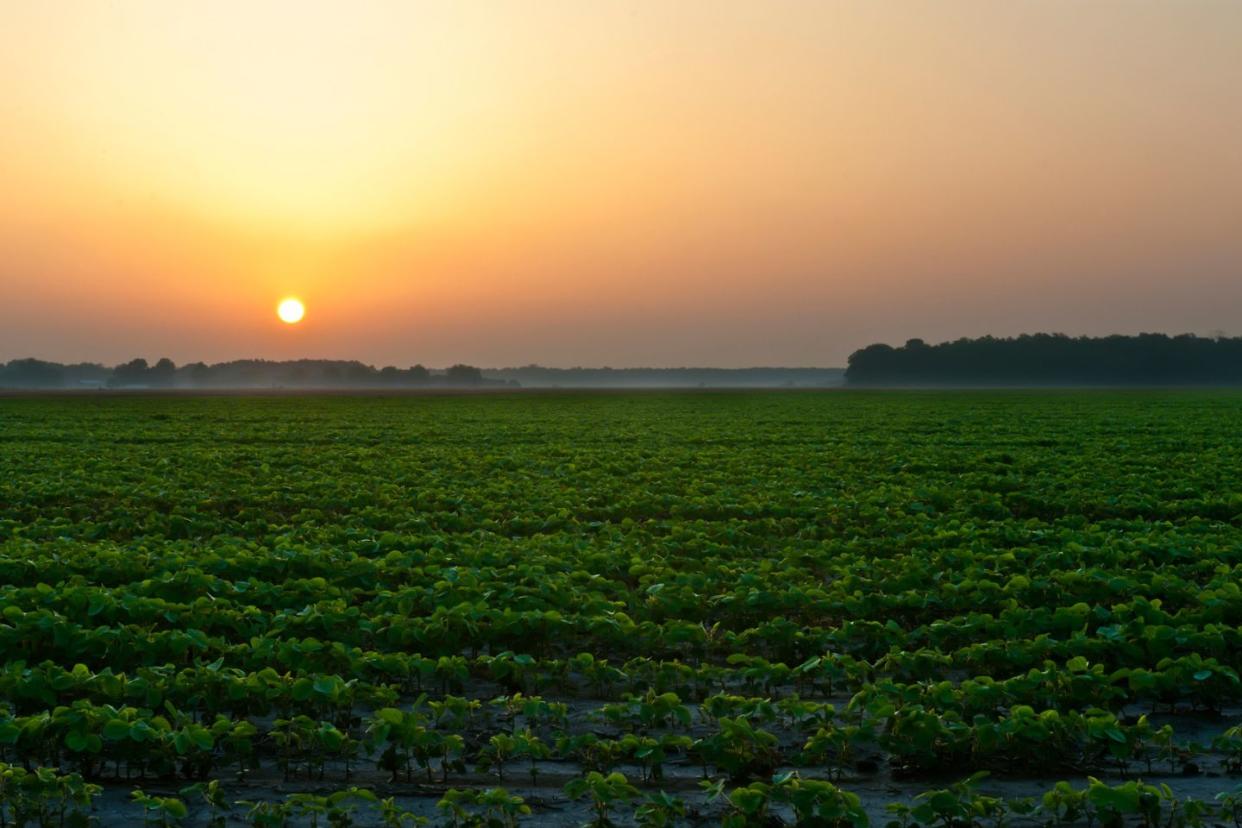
[4,695,1240,785]
[3,557,1241,654]
[7,763,1242,828]
[0,642,1237,728]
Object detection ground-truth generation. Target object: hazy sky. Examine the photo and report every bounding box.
[2,1,1240,367]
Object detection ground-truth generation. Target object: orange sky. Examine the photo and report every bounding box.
[2,1,1241,367]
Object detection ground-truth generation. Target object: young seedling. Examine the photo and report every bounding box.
[564,771,641,828]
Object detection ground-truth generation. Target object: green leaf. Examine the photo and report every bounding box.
[103,719,132,741]
[65,730,92,752]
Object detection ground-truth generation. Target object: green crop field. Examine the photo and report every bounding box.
[2,391,1241,827]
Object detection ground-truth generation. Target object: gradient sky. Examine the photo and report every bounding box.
[2,1,1240,367]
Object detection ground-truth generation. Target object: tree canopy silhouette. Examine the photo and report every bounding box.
[846,333,1242,385]
[0,359,501,389]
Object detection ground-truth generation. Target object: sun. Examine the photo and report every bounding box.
[277,298,305,324]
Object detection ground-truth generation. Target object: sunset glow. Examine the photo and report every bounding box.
[2,1,1241,367]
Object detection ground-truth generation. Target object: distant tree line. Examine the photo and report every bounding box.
[0,359,114,388]
[846,333,1242,386]
[485,365,845,388]
[0,358,503,389]
[0,360,853,389]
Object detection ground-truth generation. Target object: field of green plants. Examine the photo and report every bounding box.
[2,391,1241,827]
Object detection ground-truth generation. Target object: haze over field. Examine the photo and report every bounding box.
[2,1,1241,367]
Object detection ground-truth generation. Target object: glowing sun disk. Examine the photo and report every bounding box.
[277,298,305,324]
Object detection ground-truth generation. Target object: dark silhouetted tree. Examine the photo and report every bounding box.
[445,364,483,384]
[149,358,176,386]
[185,362,211,385]
[109,358,151,387]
